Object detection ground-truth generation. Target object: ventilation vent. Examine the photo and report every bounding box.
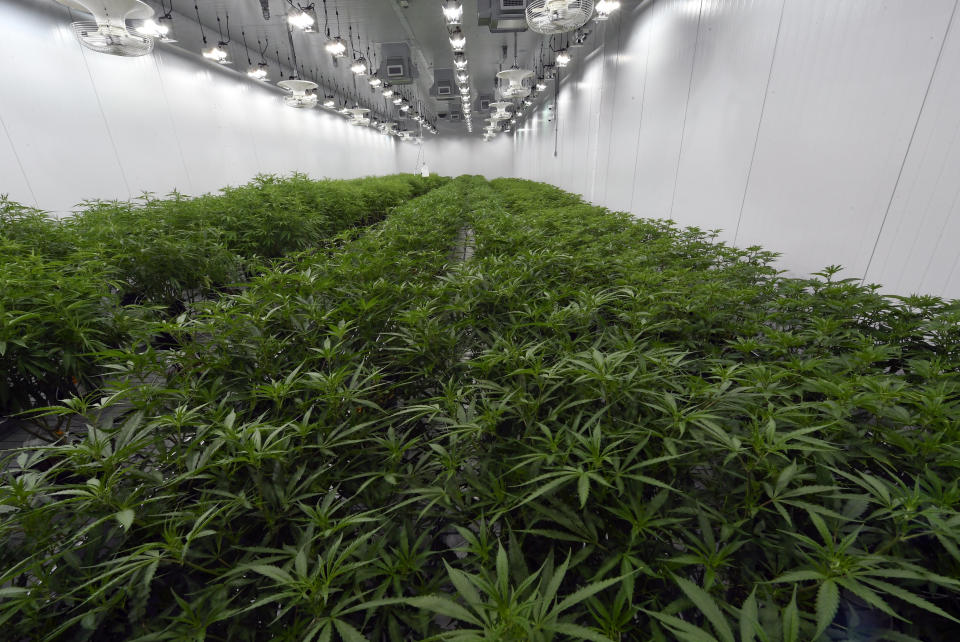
[478,0,529,32]
[430,68,458,101]
[377,43,417,85]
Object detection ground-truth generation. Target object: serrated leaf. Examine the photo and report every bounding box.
[547,622,617,642]
[115,509,134,532]
[674,575,735,642]
[739,587,759,642]
[247,564,293,584]
[860,577,960,623]
[814,580,838,638]
[782,587,799,642]
[332,618,368,642]
[405,595,481,626]
[445,562,483,608]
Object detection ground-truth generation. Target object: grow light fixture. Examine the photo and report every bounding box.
[556,49,571,67]
[137,18,175,42]
[490,101,513,120]
[448,28,466,51]
[345,106,370,120]
[497,66,534,99]
[326,37,347,57]
[288,10,315,31]
[454,53,468,70]
[382,86,394,98]
[456,72,469,84]
[594,0,620,20]
[536,80,548,92]
[203,44,230,64]
[442,0,464,25]
[323,95,336,108]
[350,58,369,76]
[368,75,382,88]
[392,96,404,105]
[278,79,318,108]
[247,63,269,81]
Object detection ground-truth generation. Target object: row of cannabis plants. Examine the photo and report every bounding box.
[2,176,960,640]
[0,173,445,421]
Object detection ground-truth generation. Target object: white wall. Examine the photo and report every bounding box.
[0,0,404,214]
[512,0,960,299]
[418,136,515,179]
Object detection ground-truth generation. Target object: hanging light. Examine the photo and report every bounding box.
[523,98,533,107]
[325,36,347,57]
[382,85,394,98]
[350,57,368,75]
[368,75,382,88]
[137,18,175,42]
[459,85,470,95]
[203,43,229,64]
[278,79,319,108]
[595,0,621,20]
[288,10,315,31]
[400,100,411,112]
[453,52,468,70]
[323,95,336,108]
[448,27,466,51]
[247,63,269,81]
[556,49,571,67]
[456,71,469,84]
[442,0,463,25]
[536,80,548,92]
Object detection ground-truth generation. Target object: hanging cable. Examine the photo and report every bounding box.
[242,29,252,66]
[257,37,269,64]
[216,11,230,46]
[194,2,207,46]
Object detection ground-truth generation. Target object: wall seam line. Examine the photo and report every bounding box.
[73,9,132,200]
[668,0,705,220]
[733,0,788,246]
[0,111,38,207]
[151,49,195,194]
[601,11,624,204]
[860,0,959,286]
[589,32,607,202]
[628,11,652,214]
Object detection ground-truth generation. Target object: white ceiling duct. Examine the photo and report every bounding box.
[277,79,319,108]
[55,0,155,56]
[526,0,594,34]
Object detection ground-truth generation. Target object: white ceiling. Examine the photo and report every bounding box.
[63,0,599,136]
[161,1,558,133]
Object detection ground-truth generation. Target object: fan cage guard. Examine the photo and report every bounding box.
[284,95,318,108]
[525,0,594,35]
[71,21,154,56]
